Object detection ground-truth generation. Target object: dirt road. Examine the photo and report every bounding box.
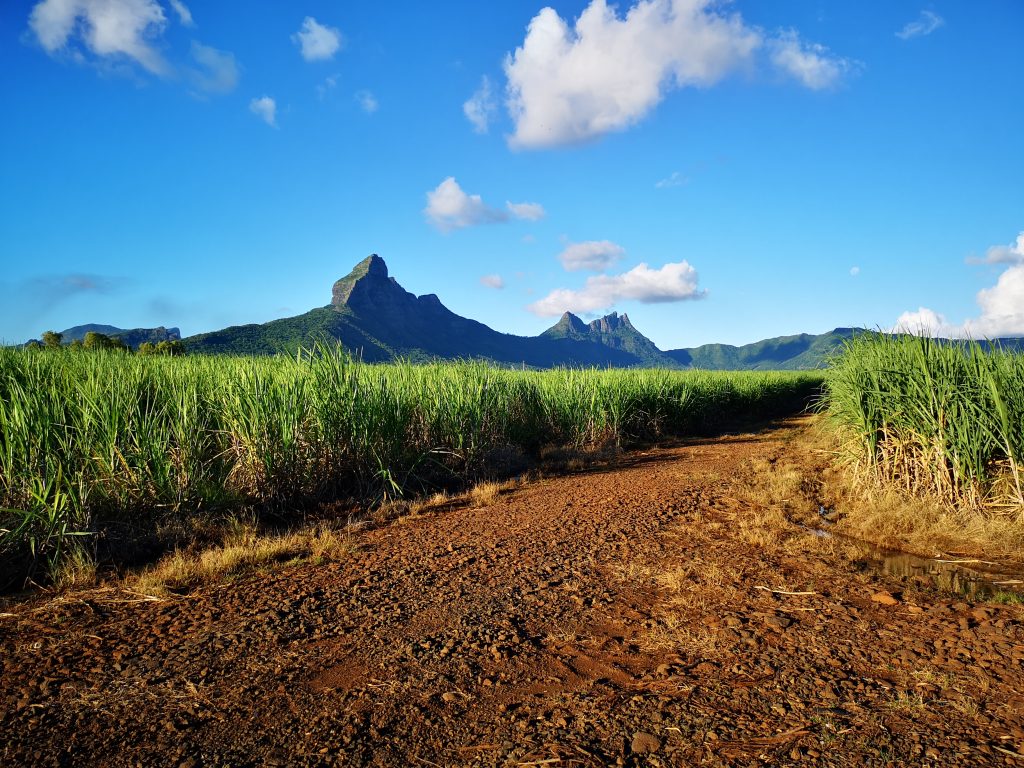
[2,420,1023,766]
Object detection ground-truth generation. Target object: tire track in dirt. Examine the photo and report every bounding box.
[2,420,1022,766]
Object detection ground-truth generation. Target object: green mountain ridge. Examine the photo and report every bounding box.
[54,254,1023,369]
[53,324,181,349]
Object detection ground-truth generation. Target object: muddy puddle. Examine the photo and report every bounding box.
[811,510,1024,601]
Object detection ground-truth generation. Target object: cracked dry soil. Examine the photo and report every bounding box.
[2,419,1023,767]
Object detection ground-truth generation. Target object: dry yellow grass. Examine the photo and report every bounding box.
[759,421,1024,565]
[469,479,516,507]
[131,522,354,595]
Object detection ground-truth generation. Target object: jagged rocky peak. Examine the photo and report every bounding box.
[554,311,588,334]
[331,254,394,308]
[589,311,634,334]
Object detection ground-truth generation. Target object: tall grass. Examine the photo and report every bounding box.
[0,344,820,584]
[824,334,1024,511]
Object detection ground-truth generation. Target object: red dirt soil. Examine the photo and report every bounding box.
[2,420,1023,766]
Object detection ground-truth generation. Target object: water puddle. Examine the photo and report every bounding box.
[810,509,1024,602]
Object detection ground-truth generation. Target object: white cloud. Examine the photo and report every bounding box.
[463,76,497,133]
[893,232,1024,338]
[29,0,170,75]
[249,95,277,127]
[897,11,944,40]
[316,74,338,100]
[506,201,546,221]
[424,177,508,232]
[188,42,237,94]
[355,90,378,114]
[480,274,505,289]
[558,240,626,272]
[769,29,854,90]
[892,307,954,336]
[850,266,860,276]
[424,178,545,232]
[292,16,342,62]
[504,0,760,149]
[655,171,687,189]
[529,260,704,315]
[168,0,192,27]
[969,231,1024,265]
[502,0,852,149]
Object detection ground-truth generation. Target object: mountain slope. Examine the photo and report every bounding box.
[177,254,1024,369]
[185,255,659,367]
[666,328,865,371]
[541,311,679,368]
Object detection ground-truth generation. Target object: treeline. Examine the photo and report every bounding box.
[25,331,185,356]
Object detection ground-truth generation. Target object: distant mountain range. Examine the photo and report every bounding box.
[52,324,181,349]
[38,255,1024,369]
[181,254,868,369]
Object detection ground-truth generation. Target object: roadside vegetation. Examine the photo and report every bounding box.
[822,333,1024,559]
[0,343,820,587]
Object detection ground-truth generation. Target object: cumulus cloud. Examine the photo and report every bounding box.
[558,240,626,272]
[249,95,277,127]
[480,274,505,289]
[893,307,954,336]
[893,232,1024,338]
[969,231,1024,265]
[529,261,704,315]
[463,76,497,133]
[502,0,852,149]
[188,42,238,94]
[29,0,170,75]
[424,178,544,232]
[768,29,855,90]
[655,171,687,189]
[355,90,378,114]
[425,177,508,232]
[897,11,944,40]
[292,16,342,62]
[506,201,546,221]
[168,0,192,27]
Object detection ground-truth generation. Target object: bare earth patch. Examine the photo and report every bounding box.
[2,418,1023,766]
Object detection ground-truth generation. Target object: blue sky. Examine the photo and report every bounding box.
[2,1,1023,348]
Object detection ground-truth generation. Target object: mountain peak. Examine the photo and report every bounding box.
[332,254,391,308]
[588,311,634,334]
[553,311,588,334]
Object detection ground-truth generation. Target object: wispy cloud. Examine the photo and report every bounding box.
[168,0,192,27]
[558,240,625,272]
[506,201,546,221]
[249,95,277,127]
[768,29,858,90]
[292,16,342,62]
[463,76,497,133]
[849,266,860,276]
[355,90,379,114]
[316,74,338,100]
[896,11,944,40]
[480,274,505,289]
[187,42,238,94]
[529,260,705,316]
[21,273,126,323]
[655,171,687,189]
